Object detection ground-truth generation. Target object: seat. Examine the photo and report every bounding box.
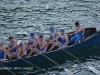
[84,27,97,39]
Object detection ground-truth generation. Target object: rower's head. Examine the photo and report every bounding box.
[0,42,3,47]
[17,40,23,46]
[9,37,14,43]
[60,29,65,35]
[39,34,43,41]
[49,26,54,33]
[75,22,80,27]
[30,32,34,38]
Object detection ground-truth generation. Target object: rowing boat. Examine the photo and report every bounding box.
[1,26,100,69]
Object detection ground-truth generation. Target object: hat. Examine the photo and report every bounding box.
[49,26,54,31]
[17,40,22,45]
[30,32,34,36]
[0,42,3,44]
[60,29,64,32]
[39,34,43,38]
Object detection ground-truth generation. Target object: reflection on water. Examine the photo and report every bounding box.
[0,0,100,75]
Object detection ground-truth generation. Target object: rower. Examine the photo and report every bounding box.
[27,43,38,56]
[17,40,26,57]
[8,37,17,52]
[37,34,47,54]
[68,22,84,44]
[0,42,6,62]
[49,26,57,40]
[7,37,18,61]
[46,26,57,51]
[27,32,38,56]
[27,32,37,45]
[50,29,68,51]
[26,32,38,53]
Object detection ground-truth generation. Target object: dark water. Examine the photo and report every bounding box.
[0,0,100,75]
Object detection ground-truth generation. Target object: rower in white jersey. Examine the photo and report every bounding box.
[0,42,6,62]
[17,40,26,57]
[24,32,38,57]
[26,32,38,53]
[7,37,18,61]
[49,26,57,40]
[37,34,47,54]
[27,32,37,45]
[50,29,68,50]
[46,26,57,51]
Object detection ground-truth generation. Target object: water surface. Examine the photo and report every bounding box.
[0,0,100,75]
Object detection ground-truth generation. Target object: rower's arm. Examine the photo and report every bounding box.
[32,38,38,46]
[23,45,27,52]
[74,27,84,34]
[8,44,18,52]
[52,34,60,42]
[39,42,47,50]
[8,43,10,49]
[27,38,30,45]
[54,32,57,38]
[3,47,7,53]
[8,46,10,49]
[65,35,68,44]
[34,39,39,46]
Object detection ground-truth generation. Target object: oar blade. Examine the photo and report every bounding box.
[88,66,99,74]
[64,68,73,75]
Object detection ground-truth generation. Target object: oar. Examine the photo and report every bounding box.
[62,48,100,75]
[41,53,73,75]
[17,56,46,73]
[0,62,16,75]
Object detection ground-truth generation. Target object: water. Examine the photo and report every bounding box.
[0,0,100,75]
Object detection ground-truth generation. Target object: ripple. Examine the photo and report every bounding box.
[0,0,100,74]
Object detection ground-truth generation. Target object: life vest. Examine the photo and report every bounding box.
[29,37,36,45]
[60,34,67,45]
[76,26,83,37]
[0,50,5,59]
[50,32,55,39]
[38,40,46,51]
[9,41,17,53]
[50,32,57,42]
